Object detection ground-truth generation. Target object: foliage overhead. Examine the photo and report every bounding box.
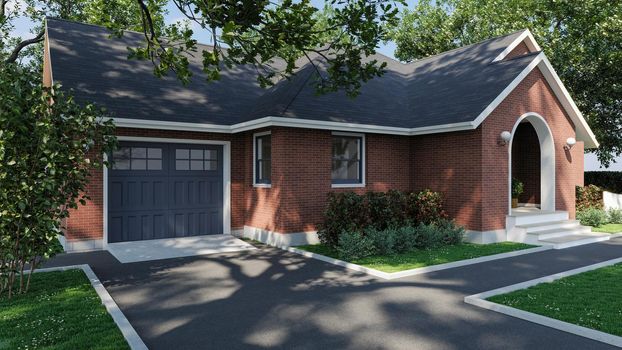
[117,0,404,97]
[0,64,116,298]
[390,0,622,167]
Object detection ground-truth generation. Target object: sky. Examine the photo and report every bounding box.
[6,0,621,171]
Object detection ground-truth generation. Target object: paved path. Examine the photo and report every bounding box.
[46,238,622,350]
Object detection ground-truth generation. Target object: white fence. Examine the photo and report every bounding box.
[604,191,622,210]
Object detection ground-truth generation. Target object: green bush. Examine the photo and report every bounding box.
[317,192,368,248]
[336,219,464,261]
[608,209,622,224]
[407,190,448,225]
[576,185,604,212]
[577,208,609,227]
[337,231,376,261]
[585,171,622,194]
[318,190,448,248]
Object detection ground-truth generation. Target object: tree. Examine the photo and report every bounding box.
[123,0,403,97]
[390,0,622,167]
[0,64,117,298]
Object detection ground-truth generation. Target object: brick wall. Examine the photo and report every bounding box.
[411,130,483,230]
[480,67,583,230]
[511,123,541,204]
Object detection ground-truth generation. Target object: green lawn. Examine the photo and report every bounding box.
[488,263,622,336]
[297,242,536,273]
[0,269,129,350]
[592,223,622,234]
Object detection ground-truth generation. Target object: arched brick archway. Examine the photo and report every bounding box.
[508,113,556,213]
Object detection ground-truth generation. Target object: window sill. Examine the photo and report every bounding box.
[253,183,272,188]
[331,183,365,189]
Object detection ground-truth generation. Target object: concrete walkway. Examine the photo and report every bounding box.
[45,238,622,350]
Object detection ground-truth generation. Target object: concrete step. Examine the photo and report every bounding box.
[527,226,592,240]
[510,211,569,226]
[538,233,610,249]
[517,220,581,233]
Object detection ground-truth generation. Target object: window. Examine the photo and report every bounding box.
[175,148,218,171]
[112,147,162,170]
[332,134,364,186]
[254,132,271,186]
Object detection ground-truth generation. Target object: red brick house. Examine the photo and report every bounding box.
[44,19,603,252]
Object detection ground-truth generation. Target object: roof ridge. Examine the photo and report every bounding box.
[403,29,528,66]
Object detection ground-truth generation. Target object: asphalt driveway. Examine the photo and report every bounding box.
[46,238,622,350]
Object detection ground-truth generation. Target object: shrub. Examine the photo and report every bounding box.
[337,219,464,260]
[576,185,604,212]
[371,226,419,254]
[608,208,622,224]
[406,189,448,225]
[318,189,448,248]
[318,192,367,248]
[435,219,466,245]
[577,208,609,227]
[337,231,376,261]
[585,171,622,194]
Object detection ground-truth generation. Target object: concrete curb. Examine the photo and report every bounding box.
[33,265,148,350]
[284,245,552,280]
[464,257,622,348]
[609,232,622,239]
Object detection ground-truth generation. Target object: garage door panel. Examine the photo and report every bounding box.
[108,142,223,243]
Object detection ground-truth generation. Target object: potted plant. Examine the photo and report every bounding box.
[512,178,524,208]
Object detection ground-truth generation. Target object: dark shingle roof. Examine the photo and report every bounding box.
[46,18,537,129]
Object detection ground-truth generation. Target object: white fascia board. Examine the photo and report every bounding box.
[111,115,474,136]
[113,117,231,133]
[44,20,54,86]
[492,29,542,63]
[537,56,599,148]
[231,116,414,135]
[472,53,544,128]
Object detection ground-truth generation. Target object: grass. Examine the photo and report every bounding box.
[297,242,536,273]
[0,269,129,350]
[488,263,622,337]
[592,223,622,234]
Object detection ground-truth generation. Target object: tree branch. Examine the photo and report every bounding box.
[4,30,44,64]
[1,0,9,19]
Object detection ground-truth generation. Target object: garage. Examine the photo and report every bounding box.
[107,141,224,243]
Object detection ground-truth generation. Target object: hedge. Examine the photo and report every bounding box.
[317,190,448,248]
[585,171,622,194]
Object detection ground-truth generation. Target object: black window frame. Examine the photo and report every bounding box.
[254,133,272,185]
[331,134,364,185]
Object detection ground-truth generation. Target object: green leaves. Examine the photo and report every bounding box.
[0,63,117,297]
[127,0,403,97]
[391,0,622,167]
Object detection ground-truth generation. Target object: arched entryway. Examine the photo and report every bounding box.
[508,113,555,213]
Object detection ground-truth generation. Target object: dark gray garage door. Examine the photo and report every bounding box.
[108,142,223,243]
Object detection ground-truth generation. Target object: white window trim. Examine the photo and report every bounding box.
[331,131,366,189]
[253,131,272,188]
[103,136,232,248]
